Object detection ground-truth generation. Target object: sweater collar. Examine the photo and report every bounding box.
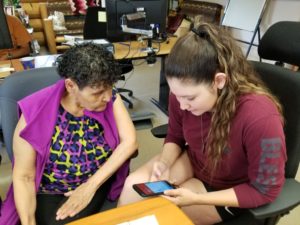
[20,79,119,155]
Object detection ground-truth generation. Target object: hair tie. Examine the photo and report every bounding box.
[192,28,209,39]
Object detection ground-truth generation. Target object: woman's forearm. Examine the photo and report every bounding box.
[13,177,37,225]
[12,114,37,225]
[159,142,182,167]
[196,188,239,207]
[86,94,138,189]
[165,187,240,208]
[87,139,138,189]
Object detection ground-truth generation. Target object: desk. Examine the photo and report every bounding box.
[0,60,23,80]
[1,37,176,70]
[1,38,176,111]
[0,56,58,74]
[66,197,193,225]
[114,38,177,113]
[113,37,177,60]
[0,59,24,79]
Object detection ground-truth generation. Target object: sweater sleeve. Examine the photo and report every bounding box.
[164,93,186,148]
[234,114,287,208]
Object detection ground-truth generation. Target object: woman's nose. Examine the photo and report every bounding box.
[102,93,111,102]
[179,100,190,110]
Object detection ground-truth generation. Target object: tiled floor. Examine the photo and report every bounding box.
[1,47,300,224]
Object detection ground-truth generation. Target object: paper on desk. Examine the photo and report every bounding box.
[117,215,159,225]
[76,39,110,45]
[64,38,110,47]
[34,55,59,68]
[98,11,106,22]
[0,67,14,78]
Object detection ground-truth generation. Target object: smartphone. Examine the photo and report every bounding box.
[132,180,176,197]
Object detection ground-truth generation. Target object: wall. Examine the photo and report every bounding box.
[203,0,300,44]
[195,0,300,57]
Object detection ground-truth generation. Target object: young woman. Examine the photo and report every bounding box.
[0,43,137,225]
[118,23,286,224]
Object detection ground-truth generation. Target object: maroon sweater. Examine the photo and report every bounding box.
[165,93,287,208]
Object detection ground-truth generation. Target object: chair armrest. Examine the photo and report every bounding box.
[151,124,168,138]
[250,179,300,219]
[131,149,138,159]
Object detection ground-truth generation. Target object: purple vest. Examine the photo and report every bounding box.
[0,80,129,225]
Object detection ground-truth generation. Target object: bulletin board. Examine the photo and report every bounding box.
[222,0,268,32]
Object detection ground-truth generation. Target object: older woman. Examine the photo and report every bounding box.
[0,43,137,225]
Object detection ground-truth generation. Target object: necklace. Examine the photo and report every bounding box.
[200,114,208,152]
[201,115,205,151]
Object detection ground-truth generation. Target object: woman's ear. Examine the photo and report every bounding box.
[214,73,227,90]
[65,78,78,93]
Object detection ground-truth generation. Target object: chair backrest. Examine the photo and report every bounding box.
[258,21,300,67]
[251,61,300,178]
[0,67,60,161]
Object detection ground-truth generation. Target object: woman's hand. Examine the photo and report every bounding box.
[56,182,97,221]
[163,188,199,207]
[150,160,170,182]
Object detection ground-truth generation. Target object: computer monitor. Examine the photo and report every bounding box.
[0,7,13,49]
[105,0,168,42]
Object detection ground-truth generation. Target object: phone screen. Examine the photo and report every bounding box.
[133,180,175,197]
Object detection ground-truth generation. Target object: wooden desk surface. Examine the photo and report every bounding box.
[113,37,177,60]
[0,59,24,79]
[0,59,24,72]
[0,37,177,78]
[55,36,177,60]
[67,197,193,225]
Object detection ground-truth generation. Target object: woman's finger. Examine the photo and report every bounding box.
[164,189,179,196]
[64,191,73,197]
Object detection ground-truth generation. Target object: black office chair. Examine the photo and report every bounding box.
[214,62,300,225]
[151,22,300,225]
[83,6,134,109]
[257,21,300,68]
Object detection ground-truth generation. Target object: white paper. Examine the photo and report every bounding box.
[64,35,76,42]
[0,67,14,72]
[101,0,106,8]
[117,215,159,225]
[76,39,109,45]
[98,11,107,22]
[34,55,59,68]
